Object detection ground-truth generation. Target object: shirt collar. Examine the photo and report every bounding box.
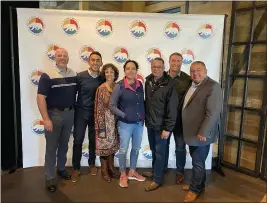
[168,70,181,78]
[88,68,99,78]
[123,77,140,91]
[191,76,207,88]
[153,75,164,84]
[55,65,70,74]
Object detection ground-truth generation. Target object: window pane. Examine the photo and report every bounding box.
[240,142,257,170]
[223,137,238,165]
[231,45,247,75]
[255,1,267,6]
[246,79,264,108]
[249,45,266,75]
[158,7,180,13]
[235,1,253,9]
[226,108,241,137]
[228,78,245,106]
[233,11,252,42]
[261,120,267,178]
[243,111,261,141]
[253,8,267,41]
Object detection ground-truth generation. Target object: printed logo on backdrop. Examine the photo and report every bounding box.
[114,151,119,159]
[82,143,89,158]
[142,145,152,160]
[136,74,145,85]
[96,19,113,37]
[181,49,196,65]
[62,18,79,36]
[27,17,44,35]
[130,20,147,39]
[197,23,214,39]
[146,48,162,63]
[30,69,43,87]
[31,119,44,135]
[164,22,181,39]
[80,45,95,63]
[46,44,60,61]
[113,47,129,64]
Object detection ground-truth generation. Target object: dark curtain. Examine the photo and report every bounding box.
[1,1,39,170]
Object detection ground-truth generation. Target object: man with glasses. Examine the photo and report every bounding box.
[144,57,178,192]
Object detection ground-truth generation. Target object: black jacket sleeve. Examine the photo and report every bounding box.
[164,81,179,132]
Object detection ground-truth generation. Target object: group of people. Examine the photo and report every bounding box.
[37,48,223,202]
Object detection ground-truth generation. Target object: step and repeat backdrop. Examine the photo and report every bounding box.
[17,8,224,169]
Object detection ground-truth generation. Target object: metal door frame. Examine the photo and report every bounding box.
[221,1,267,178]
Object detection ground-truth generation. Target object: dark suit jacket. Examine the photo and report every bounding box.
[182,76,223,146]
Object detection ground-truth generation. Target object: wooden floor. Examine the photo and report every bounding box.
[1,167,266,202]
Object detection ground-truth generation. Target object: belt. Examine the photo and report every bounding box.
[48,107,73,111]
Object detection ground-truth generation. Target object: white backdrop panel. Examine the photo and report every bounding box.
[17,8,224,169]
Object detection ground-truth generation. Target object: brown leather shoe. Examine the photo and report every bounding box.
[182,184,190,191]
[184,191,199,202]
[71,170,80,183]
[260,194,266,203]
[90,165,98,176]
[145,182,161,192]
[176,174,184,184]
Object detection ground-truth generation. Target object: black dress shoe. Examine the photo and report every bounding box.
[46,179,57,192]
[57,169,71,180]
[47,185,57,192]
[163,168,169,173]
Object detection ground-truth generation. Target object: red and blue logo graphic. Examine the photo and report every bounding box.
[130,20,147,38]
[31,119,45,135]
[27,17,44,35]
[62,18,79,35]
[136,74,145,85]
[113,47,129,64]
[80,45,95,63]
[198,23,214,39]
[30,70,43,86]
[181,49,196,65]
[114,151,119,159]
[46,44,60,61]
[164,22,181,39]
[96,19,113,37]
[142,145,152,160]
[82,143,89,158]
[146,48,162,63]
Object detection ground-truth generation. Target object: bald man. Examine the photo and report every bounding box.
[37,48,77,192]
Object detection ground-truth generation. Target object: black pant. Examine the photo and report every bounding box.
[72,110,95,170]
[165,127,186,175]
[189,145,210,193]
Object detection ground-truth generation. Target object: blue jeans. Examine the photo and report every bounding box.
[165,127,186,175]
[147,128,168,185]
[117,121,144,173]
[189,145,210,193]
